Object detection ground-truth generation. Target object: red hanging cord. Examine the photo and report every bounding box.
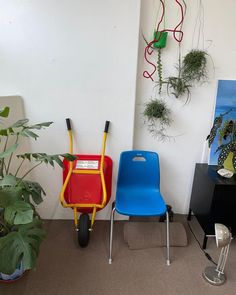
[143,0,185,81]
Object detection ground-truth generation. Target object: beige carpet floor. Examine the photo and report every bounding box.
[0,215,236,295]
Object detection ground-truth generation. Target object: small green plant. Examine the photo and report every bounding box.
[142,32,168,94]
[164,49,208,102]
[182,49,208,82]
[166,76,191,102]
[153,31,168,94]
[156,48,162,94]
[0,106,75,276]
[144,99,171,122]
[207,109,236,172]
[143,99,172,140]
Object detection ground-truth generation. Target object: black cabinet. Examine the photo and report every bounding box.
[188,163,236,249]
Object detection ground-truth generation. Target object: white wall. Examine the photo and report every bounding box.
[134,0,236,214]
[1,0,235,218]
[0,0,141,219]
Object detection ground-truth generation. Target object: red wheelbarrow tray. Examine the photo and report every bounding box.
[63,154,113,213]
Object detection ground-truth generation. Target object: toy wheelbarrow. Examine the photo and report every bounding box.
[60,119,112,247]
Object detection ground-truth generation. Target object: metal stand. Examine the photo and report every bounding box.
[203,266,226,286]
[166,211,170,266]
[203,244,230,286]
[108,203,115,264]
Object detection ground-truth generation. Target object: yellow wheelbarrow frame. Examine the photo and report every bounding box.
[60,119,110,234]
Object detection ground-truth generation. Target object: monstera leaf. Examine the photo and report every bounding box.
[0,218,46,275]
[0,186,23,210]
[4,201,33,226]
[0,144,18,159]
[19,180,46,205]
[0,187,34,226]
[0,174,20,187]
[0,120,53,138]
[0,175,46,206]
[17,152,76,168]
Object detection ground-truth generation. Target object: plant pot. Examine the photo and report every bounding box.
[0,262,25,283]
[153,31,168,49]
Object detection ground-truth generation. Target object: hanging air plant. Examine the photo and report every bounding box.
[164,50,191,103]
[182,49,208,82]
[166,76,191,102]
[144,99,171,122]
[164,49,209,102]
[143,99,172,140]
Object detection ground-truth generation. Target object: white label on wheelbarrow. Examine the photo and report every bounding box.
[76,160,99,169]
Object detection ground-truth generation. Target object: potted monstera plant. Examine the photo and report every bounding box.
[0,106,75,281]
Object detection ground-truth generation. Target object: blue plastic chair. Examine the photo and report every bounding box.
[109,150,170,265]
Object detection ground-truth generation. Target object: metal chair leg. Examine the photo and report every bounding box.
[109,206,116,264]
[166,211,171,265]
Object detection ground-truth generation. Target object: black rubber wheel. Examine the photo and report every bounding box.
[78,213,90,248]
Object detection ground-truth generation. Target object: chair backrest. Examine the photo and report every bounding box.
[117,150,160,189]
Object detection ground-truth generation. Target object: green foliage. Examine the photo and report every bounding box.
[164,49,208,102]
[17,152,75,168]
[207,116,223,147]
[206,109,236,171]
[216,142,236,168]
[182,50,208,82]
[0,218,46,274]
[143,99,172,140]
[218,120,235,143]
[4,201,33,225]
[0,107,10,118]
[0,107,76,276]
[157,48,163,94]
[0,174,45,204]
[144,99,170,122]
[0,144,18,159]
[0,119,53,139]
[166,76,191,102]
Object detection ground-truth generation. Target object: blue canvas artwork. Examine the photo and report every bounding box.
[209,80,236,165]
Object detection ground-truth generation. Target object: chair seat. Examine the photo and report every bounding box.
[115,187,167,216]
